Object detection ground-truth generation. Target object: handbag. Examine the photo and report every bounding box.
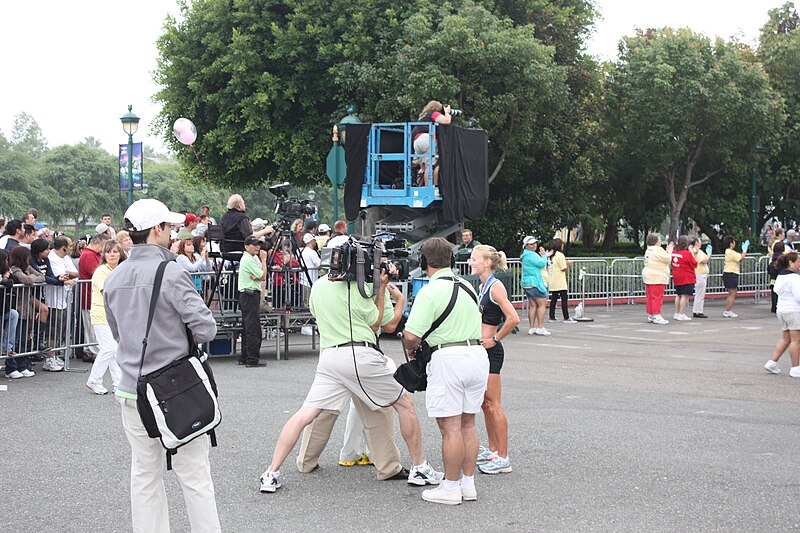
[135,261,221,470]
[394,277,476,392]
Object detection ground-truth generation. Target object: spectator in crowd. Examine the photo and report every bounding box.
[78,231,111,362]
[690,237,712,318]
[671,236,697,321]
[23,209,38,228]
[269,243,300,309]
[183,213,201,235]
[200,204,217,225]
[764,251,800,377]
[101,214,116,238]
[768,241,786,314]
[299,233,321,307]
[30,238,60,351]
[521,236,552,336]
[470,244,519,475]
[9,247,56,371]
[548,238,575,323]
[238,236,268,367]
[0,218,5,234]
[304,220,318,236]
[769,227,785,261]
[85,240,125,395]
[46,237,78,351]
[0,250,24,377]
[95,223,113,239]
[454,229,480,262]
[70,239,86,270]
[115,230,133,254]
[642,233,673,325]
[316,223,332,249]
[193,215,210,237]
[1,220,24,250]
[722,235,747,318]
[176,235,213,292]
[19,224,36,249]
[290,219,305,242]
[220,194,273,252]
[784,229,796,252]
[333,220,348,236]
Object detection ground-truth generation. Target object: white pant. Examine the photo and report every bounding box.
[692,273,708,314]
[81,309,99,356]
[340,399,370,462]
[119,397,221,533]
[88,324,121,388]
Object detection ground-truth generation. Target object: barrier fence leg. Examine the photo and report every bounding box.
[575,268,594,323]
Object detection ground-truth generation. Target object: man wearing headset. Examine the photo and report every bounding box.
[259,235,442,493]
[403,237,488,505]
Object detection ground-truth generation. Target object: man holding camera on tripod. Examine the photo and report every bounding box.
[259,236,442,493]
[403,237,488,505]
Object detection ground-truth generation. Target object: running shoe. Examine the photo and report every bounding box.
[478,455,512,474]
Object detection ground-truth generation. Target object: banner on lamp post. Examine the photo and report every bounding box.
[119,143,144,190]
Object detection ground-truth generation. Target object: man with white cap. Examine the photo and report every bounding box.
[315,223,332,249]
[103,199,221,533]
[299,232,321,307]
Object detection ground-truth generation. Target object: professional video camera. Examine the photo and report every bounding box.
[380,235,416,282]
[269,182,316,222]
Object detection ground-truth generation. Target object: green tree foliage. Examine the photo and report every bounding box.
[0,150,44,219]
[10,112,48,158]
[758,2,800,225]
[607,28,785,239]
[39,144,122,237]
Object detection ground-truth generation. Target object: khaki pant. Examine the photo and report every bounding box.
[296,395,402,480]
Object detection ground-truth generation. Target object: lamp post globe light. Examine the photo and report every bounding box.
[120,105,140,207]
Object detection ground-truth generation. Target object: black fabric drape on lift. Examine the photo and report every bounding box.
[343,123,489,224]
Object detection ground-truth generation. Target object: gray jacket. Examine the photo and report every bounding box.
[104,244,217,396]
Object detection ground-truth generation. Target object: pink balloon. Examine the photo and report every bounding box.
[173,118,198,145]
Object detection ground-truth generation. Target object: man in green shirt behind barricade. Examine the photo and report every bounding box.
[258,235,443,493]
[238,236,267,367]
[403,237,488,506]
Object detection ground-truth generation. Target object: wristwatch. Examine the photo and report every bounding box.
[491,335,498,342]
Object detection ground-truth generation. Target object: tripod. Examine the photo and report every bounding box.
[268,219,314,311]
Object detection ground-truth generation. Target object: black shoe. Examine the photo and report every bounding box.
[693,313,708,319]
[385,467,410,480]
[245,362,266,367]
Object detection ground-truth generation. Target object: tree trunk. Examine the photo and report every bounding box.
[695,219,722,253]
[600,218,618,251]
[581,220,594,248]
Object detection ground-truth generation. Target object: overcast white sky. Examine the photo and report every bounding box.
[0,0,783,155]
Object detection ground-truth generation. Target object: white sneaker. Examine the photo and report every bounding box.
[85,382,108,395]
[563,318,577,323]
[764,360,781,374]
[460,483,477,501]
[790,366,800,378]
[259,470,282,493]
[42,359,64,372]
[722,311,738,318]
[651,315,669,325]
[408,462,444,486]
[538,328,552,336]
[675,314,691,321]
[681,314,692,321]
[647,315,654,323]
[673,313,680,320]
[527,328,536,335]
[421,484,462,505]
[20,369,35,378]
[6,370,23,379]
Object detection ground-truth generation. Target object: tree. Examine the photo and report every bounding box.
[0,150,44,219]
[10,112,48,157]
[608,28,785,239]
[39,145,121,237]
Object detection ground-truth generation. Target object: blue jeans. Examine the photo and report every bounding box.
[1,309,19,352]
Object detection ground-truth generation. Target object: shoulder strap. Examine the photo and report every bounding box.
[420,281,459,342]
[137,261,171,378]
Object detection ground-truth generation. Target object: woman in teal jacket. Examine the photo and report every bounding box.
[521,236,553,335]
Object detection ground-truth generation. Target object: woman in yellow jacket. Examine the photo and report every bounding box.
[642,233,673,325]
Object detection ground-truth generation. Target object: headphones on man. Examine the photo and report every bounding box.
[420,244,456,271]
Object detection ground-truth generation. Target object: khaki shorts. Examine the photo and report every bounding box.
[302,346,403,411]
[425,345,489,418]
[777,311,800,331]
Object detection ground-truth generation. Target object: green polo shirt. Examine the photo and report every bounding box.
[310,275,392,349]
[238,252,263,292]
[405,268,482,346]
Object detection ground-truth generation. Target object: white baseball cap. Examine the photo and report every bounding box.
[318,223,331,233]
[522,236,538,246]
[302,232,315,244]
[124,199,186,232]
[94,223,110,234]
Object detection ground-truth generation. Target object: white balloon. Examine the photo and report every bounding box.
[173,117,197,145]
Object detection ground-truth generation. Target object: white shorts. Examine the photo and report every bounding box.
[413,133,439,166]
[425,345,489,418]
[302,346,403,411]
[777,311,800,331]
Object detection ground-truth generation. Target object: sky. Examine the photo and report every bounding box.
[0,0,784,156]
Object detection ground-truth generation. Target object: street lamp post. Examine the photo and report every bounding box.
[120,105,140,207]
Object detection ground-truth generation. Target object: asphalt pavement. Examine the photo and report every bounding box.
[1,298,798,532]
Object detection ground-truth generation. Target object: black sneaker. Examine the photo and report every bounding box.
[246,361,267,367]
[386,467,410,480]
[693,313,708,319]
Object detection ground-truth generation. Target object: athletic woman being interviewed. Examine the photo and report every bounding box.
[469,245,520,474]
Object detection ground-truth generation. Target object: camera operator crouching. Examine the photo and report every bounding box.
[403,237,489,505]
[259,235,443,493]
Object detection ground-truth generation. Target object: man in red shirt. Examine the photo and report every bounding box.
[78,231,111,361]
[670,236,698,321]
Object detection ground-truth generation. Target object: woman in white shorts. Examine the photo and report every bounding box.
[764,251,800,377]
